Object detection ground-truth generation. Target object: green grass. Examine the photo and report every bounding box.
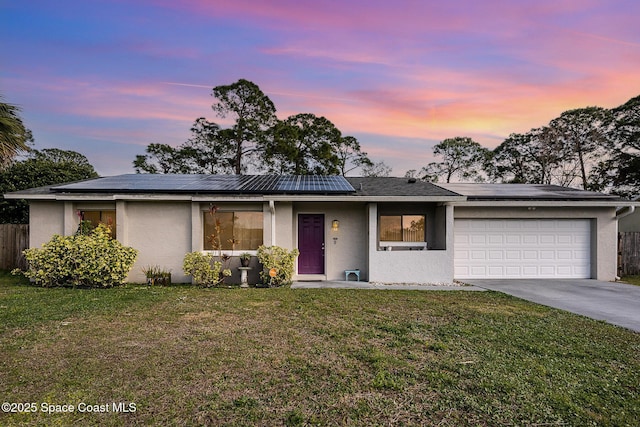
[621,275,640,286]
[1,272,639,426]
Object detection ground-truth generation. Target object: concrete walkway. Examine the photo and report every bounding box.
[291,281,485,291]
[465,279,640,333]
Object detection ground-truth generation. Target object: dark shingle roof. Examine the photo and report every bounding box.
[436,183,622,201]
[5,174,622,202]
[346,177,461,197]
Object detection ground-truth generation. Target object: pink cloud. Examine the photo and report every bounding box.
[9,75,212,123]
[7,0,639,176]
[157,0,612,38]
[269,61,638,153]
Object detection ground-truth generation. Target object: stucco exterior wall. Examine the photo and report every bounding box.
[292,202,368,281]
[124,201,192,283]
[29,201,117,245]
[367,203,455,284]
[28,202,65,248]
[452,206,618,281]
[25,196,619,285]
[273,201,293,249]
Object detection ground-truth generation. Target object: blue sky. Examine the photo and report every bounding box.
[2,0,639,175]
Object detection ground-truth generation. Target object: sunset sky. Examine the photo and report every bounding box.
[2,0,639,176]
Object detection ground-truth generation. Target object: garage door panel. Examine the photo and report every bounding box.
[488,266,505,276]
[539,266,556,276]
[455,235,469,245]
[557,250,573,260]
[506,251,521,260]
[557,234,573,244]
[575,266,590,276]
[485,221,502,230]
[471,266,487,276]
[471,235,486,244]
[455,265,470,276]
[539,235,555,244]
[488,234,503,245]
[540,250,555,260]
[505,266,522,276]
[574,235,589,244]
[455,219,591,279]
[505,235,521,245]
[575,250,589,260]
[505,221,523,230]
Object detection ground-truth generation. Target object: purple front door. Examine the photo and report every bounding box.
[298,214,325,274]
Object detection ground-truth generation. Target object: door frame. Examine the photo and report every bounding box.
[297,213,326,276]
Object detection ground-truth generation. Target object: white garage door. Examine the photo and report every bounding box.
[454,219,591,279]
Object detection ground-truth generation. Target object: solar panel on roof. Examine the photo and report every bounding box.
[276,176,299,192]
[438,183,620,200]
[51,174,356,194]
[242,175,281,192]
[275,176,352,192]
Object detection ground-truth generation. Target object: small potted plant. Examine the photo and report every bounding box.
[239,252,252,267]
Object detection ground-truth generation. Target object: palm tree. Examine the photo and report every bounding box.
[0,95,32,168]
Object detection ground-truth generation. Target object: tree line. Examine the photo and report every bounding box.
[412,95,640,197]
[1,87,638,225]
[133,79,386,176]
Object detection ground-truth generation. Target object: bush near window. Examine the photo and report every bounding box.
[256,245,299,287]
[15,224,137,288]
[183,252,232,287]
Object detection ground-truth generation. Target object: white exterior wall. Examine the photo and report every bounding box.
[25,197,619,285]
[29,202,65,248]
[453,206,618,281]
[29,201,117,246]
[367,203,455,284]
[124,201,192,283]
[273,202,293,249]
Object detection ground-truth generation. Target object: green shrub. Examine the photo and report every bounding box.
[183,252,231,287]
[16,224,137,288]
[256,245,299,287]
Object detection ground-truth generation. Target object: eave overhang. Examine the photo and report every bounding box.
[447,200,640,208]
[4,192,466,203]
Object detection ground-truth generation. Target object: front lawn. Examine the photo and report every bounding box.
[1,272,639,426]
[621,275,640,286]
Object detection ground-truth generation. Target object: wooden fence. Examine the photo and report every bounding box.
[619,232,640,276]
[0,224,29,270]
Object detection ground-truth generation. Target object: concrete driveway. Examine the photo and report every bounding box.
[465,279,640,333]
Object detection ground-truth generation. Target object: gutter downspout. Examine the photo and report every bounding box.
[616,205,635,220]
[269,200,276,246]
[616,195,639,219]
